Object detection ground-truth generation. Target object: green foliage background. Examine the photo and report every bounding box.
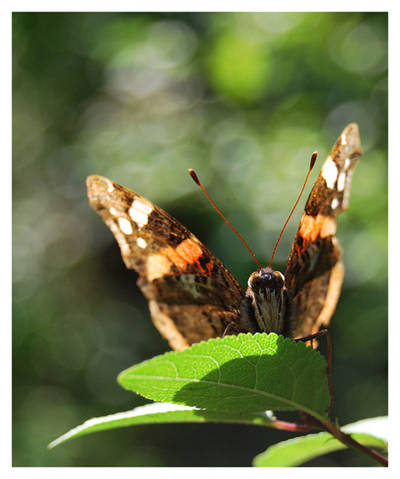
[12,12,387,466]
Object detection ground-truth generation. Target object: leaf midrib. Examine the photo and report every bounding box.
[123,373,326,421]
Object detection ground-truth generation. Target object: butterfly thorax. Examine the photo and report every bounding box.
[240,266,293,336]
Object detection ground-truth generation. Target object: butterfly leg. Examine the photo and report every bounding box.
[295,329,334,412]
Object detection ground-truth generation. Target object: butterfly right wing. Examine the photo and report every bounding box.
[284,123,362,339]
[87,175,245,350]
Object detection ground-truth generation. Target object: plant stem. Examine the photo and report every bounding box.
[271,414,387,467]
[317,417,388,467]
[270,418,313,433]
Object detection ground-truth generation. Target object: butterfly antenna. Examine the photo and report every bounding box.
[188,169,262,270]
[268,152,318,268]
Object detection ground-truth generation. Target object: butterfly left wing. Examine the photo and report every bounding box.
[87,175,245,350]
[285,123,362,339]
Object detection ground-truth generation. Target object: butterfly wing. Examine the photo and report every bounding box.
[87,175,245,350]
[285,123,362,339]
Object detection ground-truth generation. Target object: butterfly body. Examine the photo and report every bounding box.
[87,123,362,350]
[240,267,292,336]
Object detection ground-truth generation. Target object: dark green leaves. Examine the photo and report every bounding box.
[118,333,330,419]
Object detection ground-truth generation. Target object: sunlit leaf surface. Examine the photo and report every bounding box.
[119,333,330,417]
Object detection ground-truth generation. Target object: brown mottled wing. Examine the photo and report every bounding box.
[87,175,244,350]
[285,123,362,339]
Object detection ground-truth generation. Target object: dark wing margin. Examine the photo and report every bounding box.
[285,123,362,339]
[87,175,244,350]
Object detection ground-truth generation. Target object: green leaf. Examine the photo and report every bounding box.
[253,416,388,467]
[118,333,330,419]
[48,403,275,449]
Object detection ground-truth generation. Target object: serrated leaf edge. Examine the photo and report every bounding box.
[118,333,329,420]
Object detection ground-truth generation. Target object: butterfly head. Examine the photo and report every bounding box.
[248,267,285,293]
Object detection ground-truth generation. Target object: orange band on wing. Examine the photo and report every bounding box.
[299,214,324,242]
[160,238,211,275]
[175,238,203,263]
[299,214,337,242]
[297,213,337,256]
[163,245,188,269]
[206,260,213,275]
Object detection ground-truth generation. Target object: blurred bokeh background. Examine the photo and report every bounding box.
[12,12,387,466]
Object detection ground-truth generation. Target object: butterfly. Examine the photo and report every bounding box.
[87,123,362,351]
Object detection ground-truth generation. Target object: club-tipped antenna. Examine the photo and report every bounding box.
[267,151,318,268]
[188,169,262,270]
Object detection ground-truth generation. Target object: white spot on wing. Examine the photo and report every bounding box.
[137,237,147,249]
[341,132,347,145]
[129,198,154,228]
[321,157,338,189]
[344,158,351,170]
[104,178,115,192]
[118,217,133,235]
[109,207,118,216]
[331,197,340,210]
[337,171,346,192]
[109,222,131,255]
